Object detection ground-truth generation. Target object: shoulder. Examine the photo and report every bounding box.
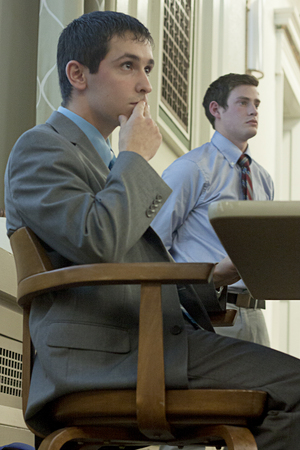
[162,141,216,189]
[14,122,52,143]
[6,122,91,191]
[163,142,213,174]
[12,111,86,152]
[11,117,66,151]
[183,141,215,163]
[8,123,54,163]
[9,113,86,163]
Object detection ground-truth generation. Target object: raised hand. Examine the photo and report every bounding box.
[118,101,162,161]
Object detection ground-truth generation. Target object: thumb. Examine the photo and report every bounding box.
[118,114,127,127]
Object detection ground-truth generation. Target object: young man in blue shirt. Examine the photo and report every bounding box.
[153,73,273,346]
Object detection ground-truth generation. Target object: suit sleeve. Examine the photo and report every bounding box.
[5,127,172,264]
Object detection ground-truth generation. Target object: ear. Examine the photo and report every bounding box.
[65,60,87,91]
[209,101,221,119]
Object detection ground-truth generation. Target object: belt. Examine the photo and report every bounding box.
[227,293,265,309]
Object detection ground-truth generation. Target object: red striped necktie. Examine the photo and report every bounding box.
[237,154,253,200]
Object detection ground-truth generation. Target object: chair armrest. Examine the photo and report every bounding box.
[17,262,214,307]
[209,309,237,327]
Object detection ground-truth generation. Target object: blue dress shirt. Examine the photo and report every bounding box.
[152,131,274,293]
[58,106,115,167]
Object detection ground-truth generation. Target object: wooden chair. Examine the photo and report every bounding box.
[10,227,267,450]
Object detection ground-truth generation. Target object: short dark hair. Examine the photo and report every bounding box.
[57,10,153,106]
[202,73,259,129]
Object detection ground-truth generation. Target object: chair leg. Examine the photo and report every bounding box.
[38,427,92,450]
[194,425,258,450]
[220,425,257,450]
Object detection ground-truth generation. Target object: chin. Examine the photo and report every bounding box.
[247,129,258,139]
[121,107,135,119]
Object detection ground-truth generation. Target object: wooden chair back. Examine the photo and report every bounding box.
[10,228,53,420]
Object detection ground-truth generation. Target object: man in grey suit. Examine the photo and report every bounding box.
[4,11,300,449]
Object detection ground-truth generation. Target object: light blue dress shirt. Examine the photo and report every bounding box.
[58,106,115,167]
[152,131,274,293]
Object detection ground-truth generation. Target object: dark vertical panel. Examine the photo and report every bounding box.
[0,0,40,209]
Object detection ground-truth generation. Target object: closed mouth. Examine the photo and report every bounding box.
[130,99,146,105]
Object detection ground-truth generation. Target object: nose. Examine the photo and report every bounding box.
[136,71,152,94]
[249,103,258,116]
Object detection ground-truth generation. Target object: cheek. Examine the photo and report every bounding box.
[109,84,129,101]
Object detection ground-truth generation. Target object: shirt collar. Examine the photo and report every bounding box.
[211,131,251,168]
[58,106,113,167]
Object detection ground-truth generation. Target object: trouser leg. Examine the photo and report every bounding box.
[214,304,270,346]
[187,327,300,450]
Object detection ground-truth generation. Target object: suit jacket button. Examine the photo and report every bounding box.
[146,208,153,218]
[155,194,163,202]
[171,325,182,335]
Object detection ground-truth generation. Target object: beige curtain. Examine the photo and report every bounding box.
[0,0,39,209]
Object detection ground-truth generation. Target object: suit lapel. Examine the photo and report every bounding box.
[46,111,88,144]
[46,111,110,173]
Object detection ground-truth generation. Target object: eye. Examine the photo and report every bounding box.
[122,61,133,70]
[144,66,152,76]
[239,100,247,106]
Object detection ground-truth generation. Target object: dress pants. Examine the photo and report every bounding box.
[214,303,270,346]
[187,325,300,449]
[161,322,300,450]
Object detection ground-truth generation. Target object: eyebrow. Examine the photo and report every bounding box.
[113,53,154,66]
[236,96,260,104]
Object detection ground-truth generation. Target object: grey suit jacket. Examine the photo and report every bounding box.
[5,112,216,434]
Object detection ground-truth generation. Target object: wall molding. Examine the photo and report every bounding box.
[274,7,300,70]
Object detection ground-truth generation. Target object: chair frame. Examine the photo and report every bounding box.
[10,227,267,450]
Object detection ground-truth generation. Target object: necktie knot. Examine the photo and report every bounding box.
[237,154,253,200]
[237,154,251,169]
